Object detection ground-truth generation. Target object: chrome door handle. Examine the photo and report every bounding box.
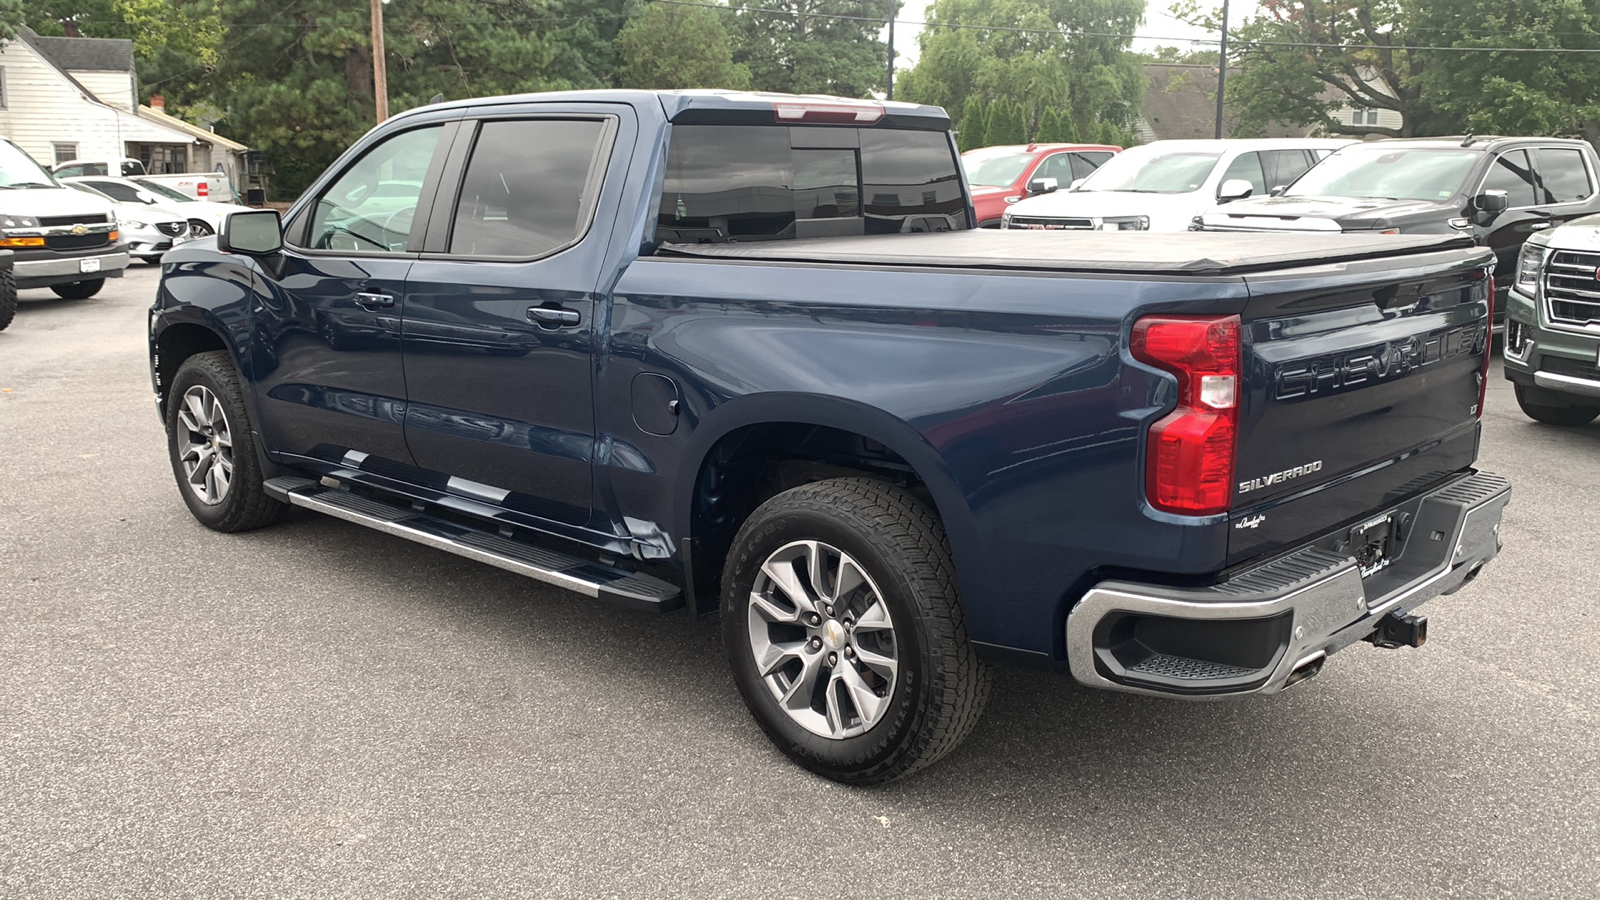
[355,292,395,310]
[527,305,581,328]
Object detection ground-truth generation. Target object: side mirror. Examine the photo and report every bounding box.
[218,209,283,255]
[1476,189,1510,216]
[1218,179,1255,203]
[1026,176,1059,196]
[1269,184,1288,197]
[135,191,158,204]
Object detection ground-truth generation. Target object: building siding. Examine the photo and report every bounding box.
[0,41,190,166]
[69,70,134,111]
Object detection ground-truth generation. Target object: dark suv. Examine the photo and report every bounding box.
[1195,137,1600,311]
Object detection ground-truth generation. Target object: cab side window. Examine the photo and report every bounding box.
[449,119,610,258]
[1219,151,1267,197]
[1264,150,1313,190]
[56,164,84,178]
[1482,150,1537,207]
[304,125,444,254]
[1534,148,1593,204]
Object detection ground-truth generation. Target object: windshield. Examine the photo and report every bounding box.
[133,178,196,203]
[962,150,1033,187]
[1076,145,1222,193]
[0,140,59,189]
[1286,147,1480,200]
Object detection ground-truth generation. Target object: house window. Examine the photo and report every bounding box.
[1353,108,1382,126]
[53,143,79,165]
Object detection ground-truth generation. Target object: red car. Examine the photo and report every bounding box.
[962,143,1121,228]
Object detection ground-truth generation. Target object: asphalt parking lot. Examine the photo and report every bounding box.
[2,267,1596,899]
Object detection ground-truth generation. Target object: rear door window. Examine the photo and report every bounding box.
[1482,150,1538,207]
[1533,148,1593,204]
[449,118,611,258]
[657,125,967,243]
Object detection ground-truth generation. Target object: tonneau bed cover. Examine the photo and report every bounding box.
[659,230,1478,276]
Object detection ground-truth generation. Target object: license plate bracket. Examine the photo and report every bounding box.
[79,257,101,274]
[1351,514,1396,576]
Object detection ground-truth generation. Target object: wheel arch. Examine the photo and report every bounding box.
[152,317,232,420]
[673,393,984,620]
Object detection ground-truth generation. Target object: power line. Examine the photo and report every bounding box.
[655,0,1600,55]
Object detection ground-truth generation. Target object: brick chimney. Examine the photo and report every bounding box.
[63,19,81,38]
[151,95,165,113]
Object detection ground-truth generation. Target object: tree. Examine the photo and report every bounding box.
[206,0,608,197]
[1171,0,1441,138]
[1096,120,1122,146]
[987,100,1026,144]
[726,0,896,97]
[956,101,987,151]
[26,0,223,116]
[1409,0,1600,145]
[898,0,1146,137]
[618,3,751,90]
[1035,108,1058,142]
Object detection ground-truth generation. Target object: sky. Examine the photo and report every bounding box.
[886,1,1230,69]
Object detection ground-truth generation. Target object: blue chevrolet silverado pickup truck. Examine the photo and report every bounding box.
[149,90,1510,784]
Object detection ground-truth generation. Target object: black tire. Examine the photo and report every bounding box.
[50,278,105,300]
[722,477,992,785]
[1515,384,1600,426]
[0,267,15,332]
[165,350,286,532]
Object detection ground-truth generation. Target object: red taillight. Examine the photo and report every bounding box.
[772,102,885,125]
[1131,315,1241,516]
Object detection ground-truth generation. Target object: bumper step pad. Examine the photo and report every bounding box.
[264,477,683,613]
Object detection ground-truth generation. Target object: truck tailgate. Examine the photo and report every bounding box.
[1228,245,1495,566]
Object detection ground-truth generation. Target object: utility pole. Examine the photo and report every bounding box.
[1213,0,1230,139]
[371,0,389,123]
[885,7,896,101]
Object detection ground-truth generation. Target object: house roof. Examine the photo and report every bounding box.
[139,105,249,152]
[1140,64,1316,141]
[19,26,133,73]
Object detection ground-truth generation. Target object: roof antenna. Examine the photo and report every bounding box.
[1460,134,1476,147]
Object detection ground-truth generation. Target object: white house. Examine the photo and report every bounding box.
[0,27,248,190]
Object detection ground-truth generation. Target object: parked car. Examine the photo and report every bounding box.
[1002,138,1353,231]
[1193,137,1600,313]
[60,174,251,238]
[961,142,1119,227]
[148,90,1508,784]
[62,181,189,264]
[0,138,128,301]
[1503,213,1600,425]
[52,157,146,178]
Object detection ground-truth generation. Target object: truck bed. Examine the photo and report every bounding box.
[658,230,1478,276]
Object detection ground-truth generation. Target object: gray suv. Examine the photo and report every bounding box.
[1504,214,1600,425]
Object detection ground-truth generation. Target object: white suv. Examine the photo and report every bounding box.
[1001,138,1354,232]
[0,139,128,302]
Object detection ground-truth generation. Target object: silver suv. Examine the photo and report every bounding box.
[1504,214,1600,425]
